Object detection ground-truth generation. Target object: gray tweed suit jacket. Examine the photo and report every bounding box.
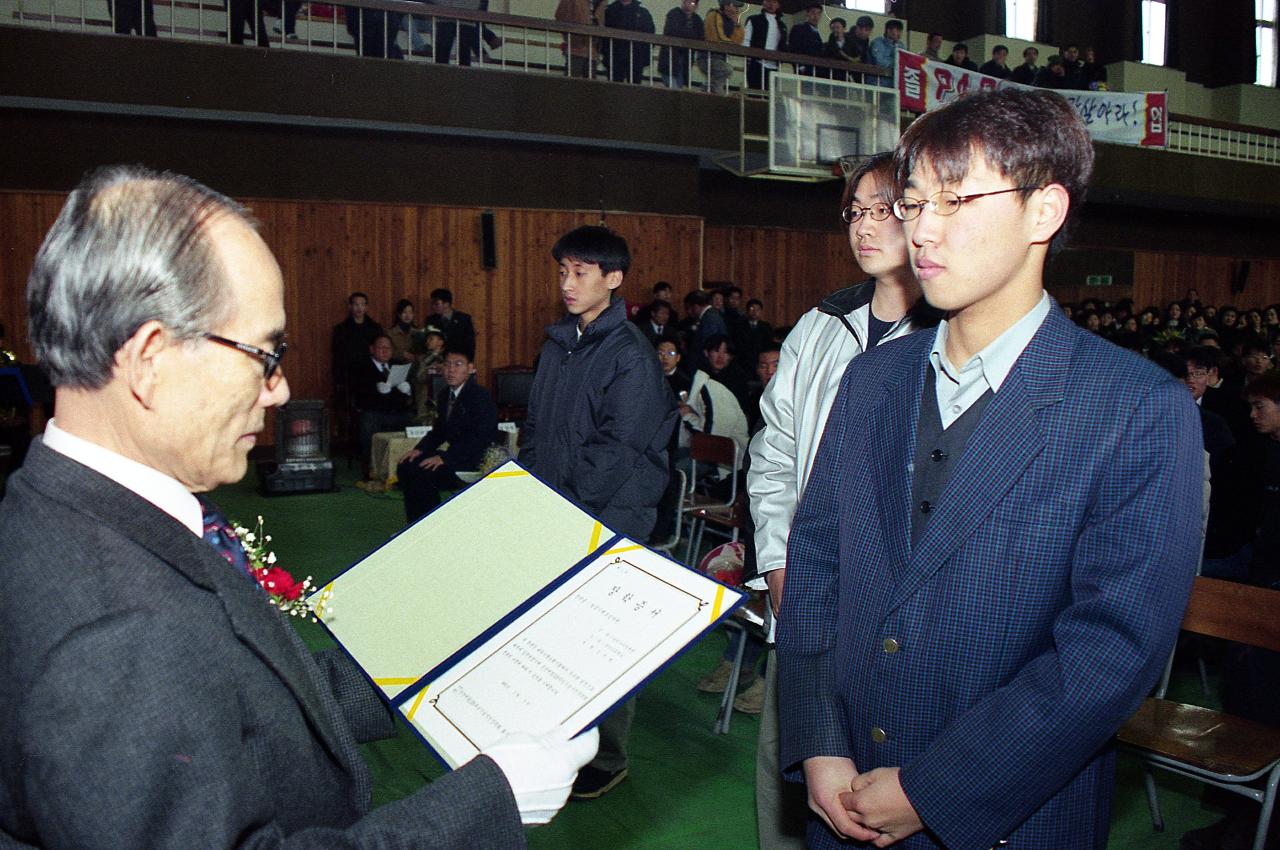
[0,440,526,849]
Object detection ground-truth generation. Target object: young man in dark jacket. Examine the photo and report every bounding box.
[520,225,678,800]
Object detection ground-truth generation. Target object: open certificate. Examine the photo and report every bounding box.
[312,460,745,768]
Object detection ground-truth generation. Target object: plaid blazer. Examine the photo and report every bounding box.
[777,303,1202,850]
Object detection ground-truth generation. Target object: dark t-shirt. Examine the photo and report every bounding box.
[866,312,893,349]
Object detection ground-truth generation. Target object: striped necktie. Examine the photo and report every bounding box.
[198,496,254,582]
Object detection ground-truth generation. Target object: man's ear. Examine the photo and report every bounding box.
[605,270,625,291]
[116,320,171,409]
[1029,183,1070,246]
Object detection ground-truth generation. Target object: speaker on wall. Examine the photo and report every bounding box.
[481,210,497,269]
[1231,260,1251,295]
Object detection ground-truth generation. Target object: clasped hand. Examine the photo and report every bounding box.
[804,758,923,847]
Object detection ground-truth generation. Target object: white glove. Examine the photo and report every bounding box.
[482,727,599,826]
[376,381,391,394]
[396,381,412,394]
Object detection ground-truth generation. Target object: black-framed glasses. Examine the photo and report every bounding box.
[204,333,287,385]
[841,201,894,225]
[892,186,1042,221]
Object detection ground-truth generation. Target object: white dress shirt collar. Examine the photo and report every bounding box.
[42,418,204,537]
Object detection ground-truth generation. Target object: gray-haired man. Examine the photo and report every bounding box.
[0,166,595,848]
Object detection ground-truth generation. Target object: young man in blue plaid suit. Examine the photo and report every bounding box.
[776,88,1203,850]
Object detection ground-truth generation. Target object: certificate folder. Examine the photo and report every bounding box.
[312,459,747,768]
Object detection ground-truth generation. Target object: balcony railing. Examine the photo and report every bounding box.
[0,0,888,94]
[1167,113,1280,166]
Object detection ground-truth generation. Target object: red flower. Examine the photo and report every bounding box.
[258,566,303,601]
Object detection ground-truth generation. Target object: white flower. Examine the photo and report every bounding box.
[266,552,277,565]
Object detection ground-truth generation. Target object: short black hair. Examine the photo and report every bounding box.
[551,226,631,275]
[1242,335,1272,357]
[757,343,781,359]
[927,31,942,40]
[993,44,1008,55]
[430,288,453,304]
[1023,46,1038,58]
[885,19,903,31]
[702,333,734,354]
[349,291,368,303]
[1186,346,1225,372]
[394,298,414,315]
[747,298,763,309]
[726,285,743,297]
[685,290,710,307]
[1246,370,1280,403]
[442,346,473,363]
[831,17,846,27]
[653,281,672,294]
[952,42,968,52]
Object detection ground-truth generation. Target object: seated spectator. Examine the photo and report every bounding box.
[745,343,780,433]
[659,0,703,89]
[823,17,857,80]
[922,31,942,60]
[1242,335,1273,380]
[978,44,1011,78]
[743,0,786,90]
[639,300,677,347]
[604,0,656,84]
[430,287,477,359]
[331,291,385,392]
[944,41,978,71]
[867,18,902,85]
[656,338,691,399]
[387,299,420,365]
[1009,45,1040,84]
[397,348,499,522]
[354,334,415,481]
[703,0,744,95]
[1034,54,1071,89]
[1243,370,1280,587]
[555,0,606,79]
[649,339,691,545]
[786,2,827,77]
[701,333,751,410]
[1080,46,1107,88]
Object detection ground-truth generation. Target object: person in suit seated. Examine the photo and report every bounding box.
[0,165,596,848]
[352,333,415,481]
[778,89,1201,850]
[397,348,499,523]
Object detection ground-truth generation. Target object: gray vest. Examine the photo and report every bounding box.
[910,366,994,548]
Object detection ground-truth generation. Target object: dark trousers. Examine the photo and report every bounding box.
[228,0,268,45]
[746,60,772,91]
[398,459,463,522]
[351,8,403,58]
[435,20,479,65]
[108,0,156,35]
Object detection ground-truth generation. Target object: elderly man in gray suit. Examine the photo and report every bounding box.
[0,166,596,849]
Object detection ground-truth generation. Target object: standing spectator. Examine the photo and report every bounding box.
[331,291,385,391]
[387,299,419,365]
[701,334,752,410]
[604,0,656,84]
[704,0,745,94]
[397,348,498,523]
[1034,54,1071,89]
[743,298,773,362]
[109,0,156,36]
[1061,43,1084,87]
[944,41,978,71]
[747,151,933,850]
[229,0,269,45]
[684,289,728,370]
[786,2,826,77]
[848,15,873,68]
[521,226,677,800]
[743,0,786,91]
[1010,45,1040,84]
[639,300,676,347]
[434,0,502,66]
[556,0,606,78]
[659,0,703,88]
[429,287,477,359]
[868,18,903,86]
[823,17,858,80]
[346,3,402,58]
[1080,46,1107,88]
[922,31,943,60]
[978,44,1011,78]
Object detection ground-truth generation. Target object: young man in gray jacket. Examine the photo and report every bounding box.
[746,152,935,848]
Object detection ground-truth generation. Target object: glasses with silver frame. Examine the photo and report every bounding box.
[892,186,1042,221]
[204,333,288,385]
[841,202,895,225]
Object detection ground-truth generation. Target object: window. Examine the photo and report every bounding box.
[1004,0,1036,41]
[1259,0,1278,86]
[1141,0,1168,66]
[843,0,888,12]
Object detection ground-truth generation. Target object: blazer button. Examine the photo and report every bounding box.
[871,726,887,743]
[930,448,947,462]
[882,637,900,654]
[920,500,932,514]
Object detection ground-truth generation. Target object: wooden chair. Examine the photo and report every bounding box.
[1117,576,1280,850]
[681,432,741,564]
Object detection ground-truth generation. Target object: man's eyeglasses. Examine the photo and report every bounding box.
[204,333,287,385]
[1187,367,1211,379]
[841,202,894,225]
[892,186,1041,221]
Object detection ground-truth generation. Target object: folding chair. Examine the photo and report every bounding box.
[681,432,741,564]
[1117,576,1280,850]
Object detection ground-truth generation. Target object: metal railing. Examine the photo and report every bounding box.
[0,0,889,95]
[1167,113,1280,166]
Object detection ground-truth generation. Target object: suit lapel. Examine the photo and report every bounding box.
[885,308,1072,614]
[868,342,929,580]
[24,443,359,774]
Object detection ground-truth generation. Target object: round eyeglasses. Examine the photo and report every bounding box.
[892,186,1041,221]
[204,333,288,386]
[841,202,894,225]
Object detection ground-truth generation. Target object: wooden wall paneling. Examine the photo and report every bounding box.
[1132,252,1280,312]
[0,192,63,361]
